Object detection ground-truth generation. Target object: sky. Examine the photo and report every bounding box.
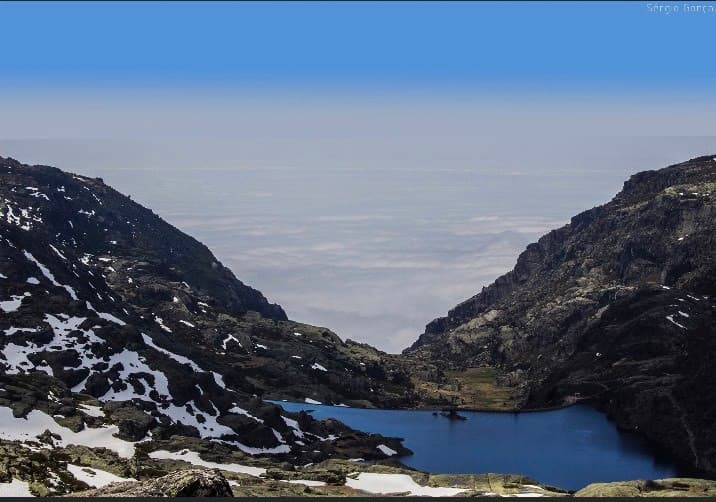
[1,2,716,352]
[2,1,716,91]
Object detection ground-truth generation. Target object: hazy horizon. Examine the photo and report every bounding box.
[2,131,715,352]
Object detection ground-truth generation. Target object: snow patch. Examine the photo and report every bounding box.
[214,439,292,455]
[221,333,241,349]
[229,406,264,424]
[376,444,398,456]
[67,464,136,488]
[84,303,127,326]
[3,326,38,336]
[282,479,327,487]
[0,292,31,312]
[0,406,136,458]
[96,312,126,326]
[282,416,305,438]
[140,334,227,391]
[23,251,77,300]
[345,473,467,497]
[141,334,201,372]
[149,449,266,476]
[154,316,172,333]
[666,315,687,329]
[49,244,66,260]
[0,478,34,497]
[211,371,226,389]
[78,404,104,418]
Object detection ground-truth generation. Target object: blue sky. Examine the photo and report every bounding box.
[2,1,715,92]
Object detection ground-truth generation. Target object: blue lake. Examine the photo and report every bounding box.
[274,402,679,491]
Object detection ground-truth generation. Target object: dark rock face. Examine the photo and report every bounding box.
[0,155,414,476]
[406,155,716,474]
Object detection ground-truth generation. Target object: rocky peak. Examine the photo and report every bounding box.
[0,155,287,321]
[408,155,716,352]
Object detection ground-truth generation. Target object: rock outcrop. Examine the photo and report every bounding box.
[574,478,716,497]
[70,469,233,497]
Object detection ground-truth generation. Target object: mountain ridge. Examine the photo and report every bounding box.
[408,154,716,351]
[0,154,422,495]
[3,152,715,495]
[0,156,287,321]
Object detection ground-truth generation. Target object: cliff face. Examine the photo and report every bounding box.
[0,155,416,495]
[406,155,716,474]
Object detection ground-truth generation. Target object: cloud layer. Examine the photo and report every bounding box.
[2,95,715,352]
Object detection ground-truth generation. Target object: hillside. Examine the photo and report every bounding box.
[406,155,716,476]
[0,155,419,495]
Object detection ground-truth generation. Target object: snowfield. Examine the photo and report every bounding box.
[0,406,136,458]
[345,472,467,497]
[148,449,266,477]
[0,478,34,497]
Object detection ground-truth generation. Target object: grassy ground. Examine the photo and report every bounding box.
[413,366,518,410]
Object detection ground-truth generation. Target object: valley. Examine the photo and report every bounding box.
[1,154,715,496]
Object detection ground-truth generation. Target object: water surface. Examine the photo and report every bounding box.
[276,401,678,491]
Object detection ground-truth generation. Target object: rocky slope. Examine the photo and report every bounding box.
[3,153,716,497]
[54,459,716,498]
[67,460,573,498]
[573,478,716,498]
[0,155,419,496]
[406,155,716,476]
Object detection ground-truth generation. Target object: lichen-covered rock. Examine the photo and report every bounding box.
[103,402,156,441]
[68,469,233,497]
[574,478,716,497]
[0,442,88,496]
